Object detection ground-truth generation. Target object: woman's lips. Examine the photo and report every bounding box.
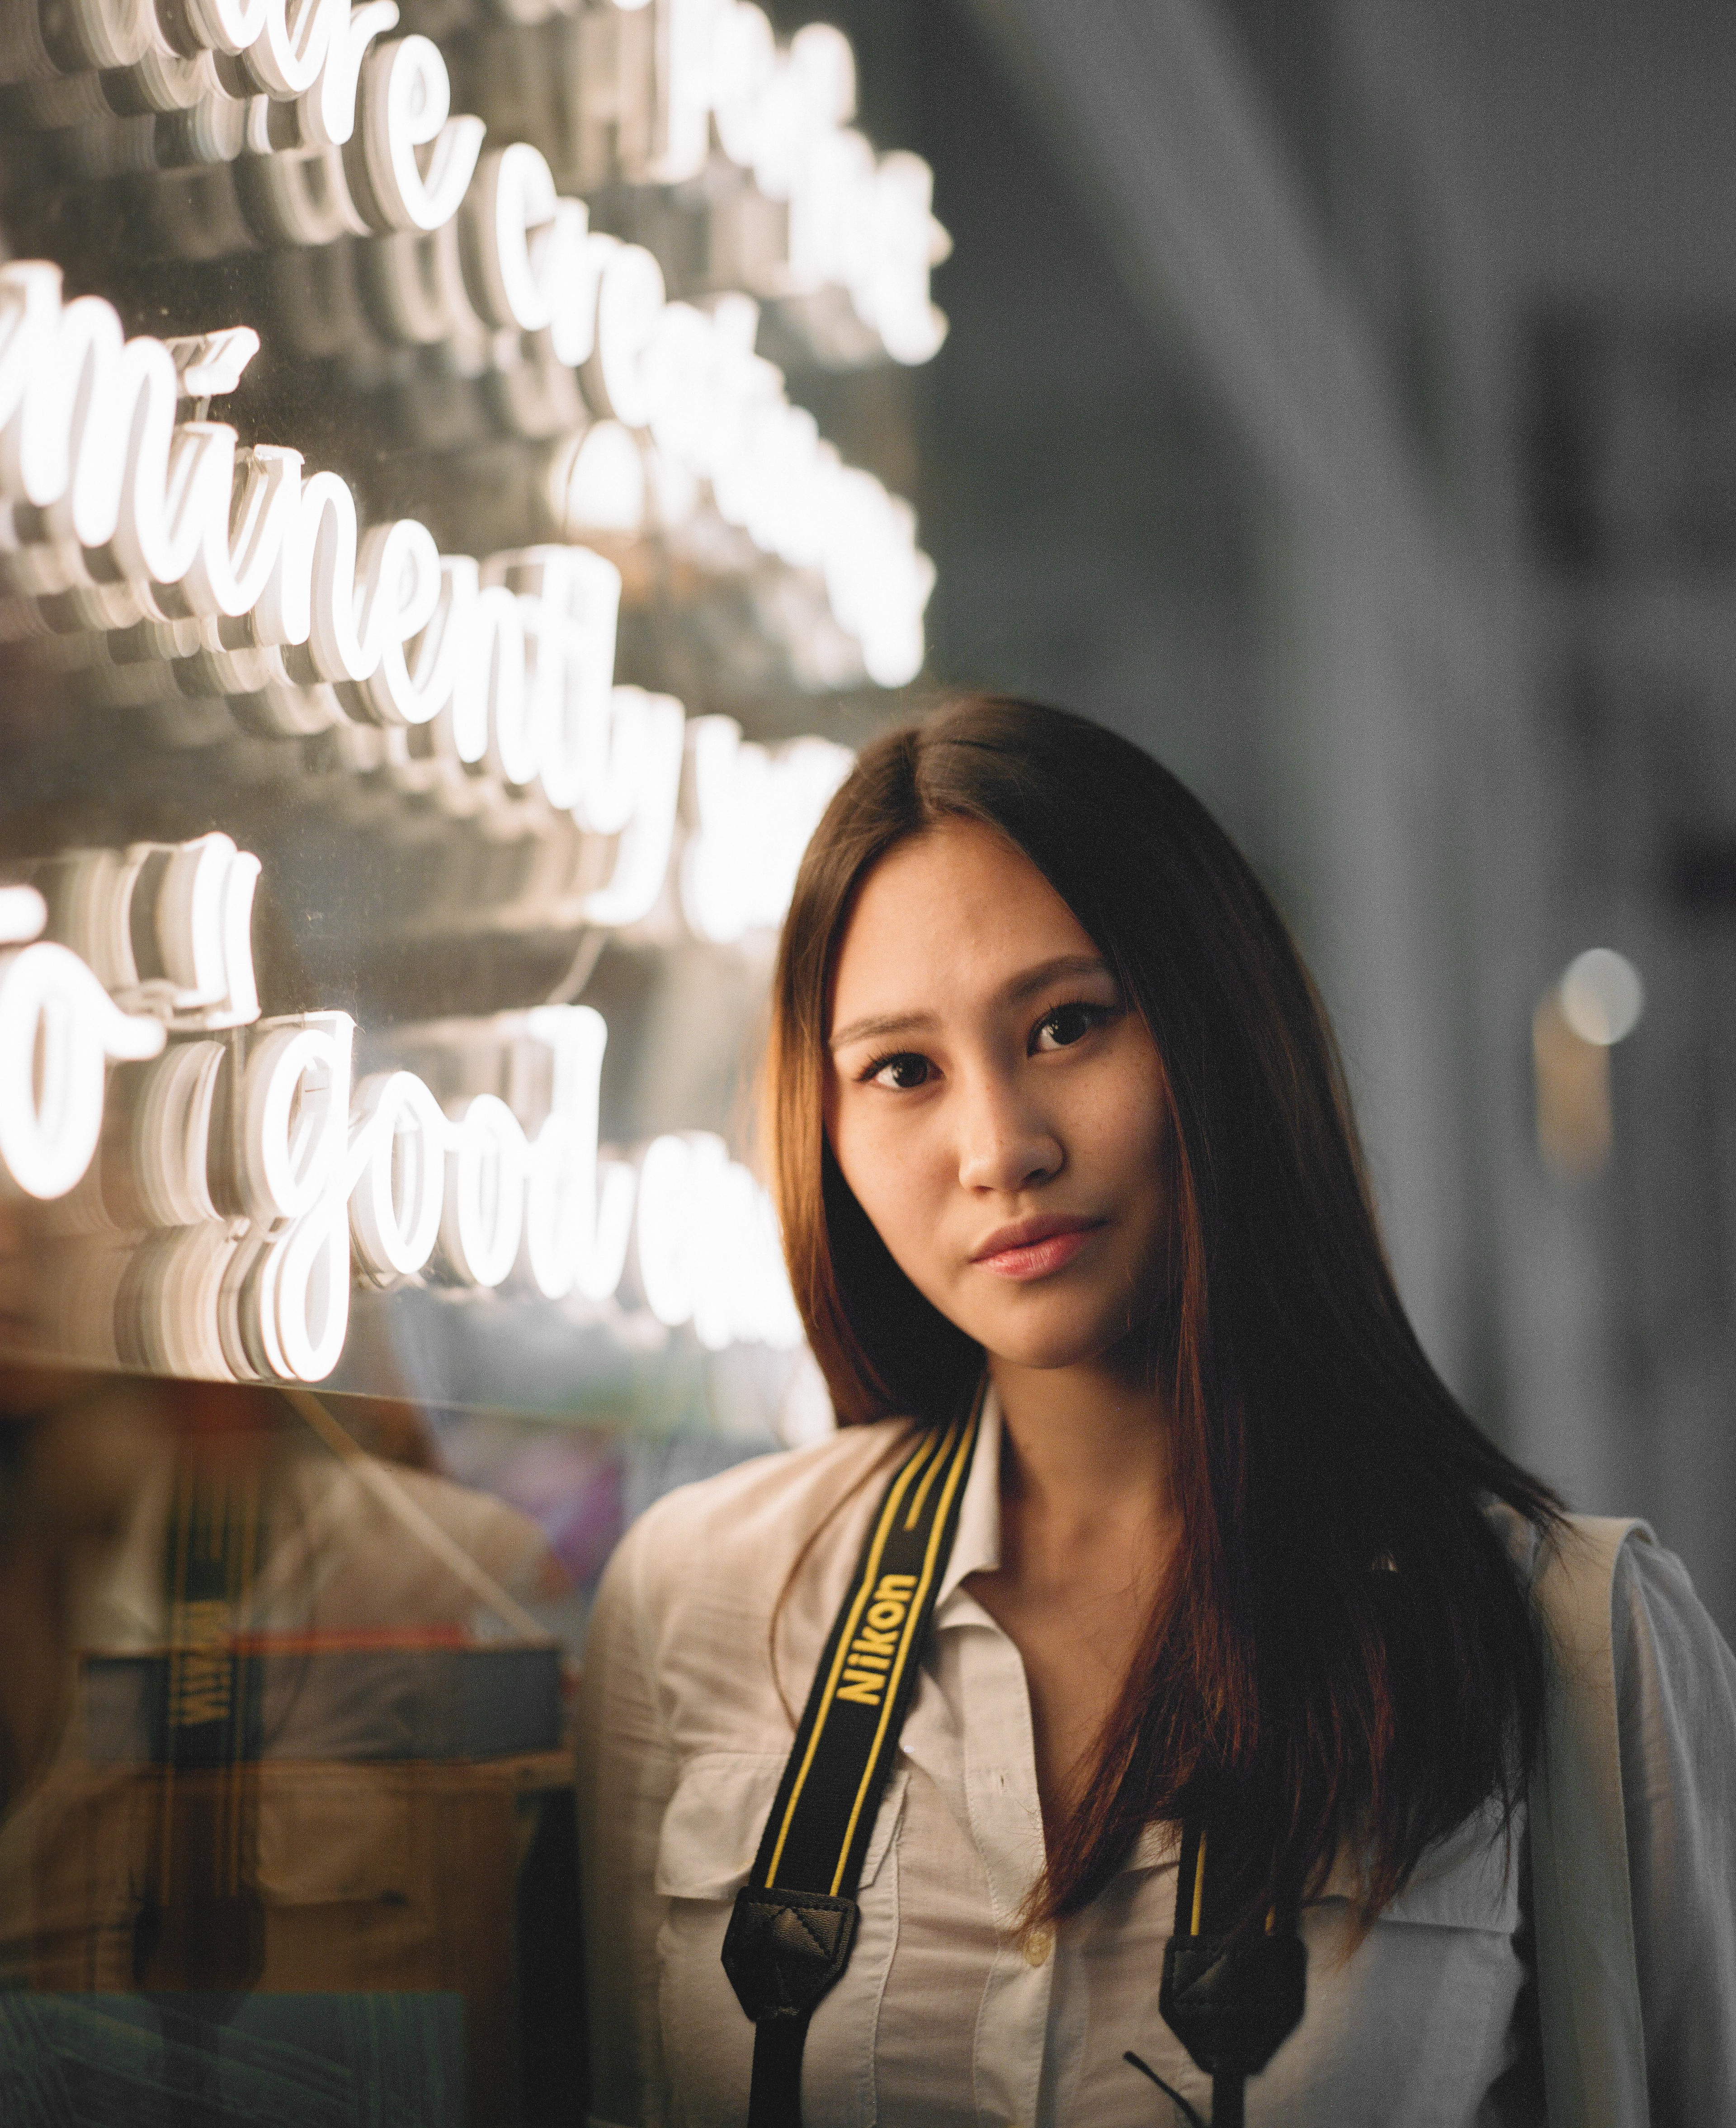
[971,1219,1104,1282]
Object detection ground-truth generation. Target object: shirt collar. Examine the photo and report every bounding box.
[934,1380,1002,1607]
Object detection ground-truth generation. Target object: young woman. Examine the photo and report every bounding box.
[577,696,1736,2127]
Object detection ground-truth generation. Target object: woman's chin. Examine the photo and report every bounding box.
[972,1307,1139,1377]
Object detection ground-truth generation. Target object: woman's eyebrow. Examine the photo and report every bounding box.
[1000,953,1114,1004]
[828,1008,938,1052]
[829,956,1112,1052]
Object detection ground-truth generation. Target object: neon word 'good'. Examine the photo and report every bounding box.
[0,869,805,1377]
[0,893,165,1203]
[363,1005,640,1306]
[84,1002,798,1378]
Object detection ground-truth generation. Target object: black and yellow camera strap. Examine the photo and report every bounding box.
[1144,1823,1307,2128]
[722,1385,1307,2128]
[721,1396,982,2128]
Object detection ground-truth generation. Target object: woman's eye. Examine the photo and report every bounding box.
[1032,1003,1106,1053]
[865,1052,932,1090]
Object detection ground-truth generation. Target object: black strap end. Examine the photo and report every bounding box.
[722,1886,861,2024]
[1158,1928,1307,2079]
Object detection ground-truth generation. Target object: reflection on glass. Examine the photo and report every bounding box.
[0,0,945,2110]
[0,1370,580,2123]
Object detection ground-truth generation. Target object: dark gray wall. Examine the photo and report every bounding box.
[787,0,1736,1635]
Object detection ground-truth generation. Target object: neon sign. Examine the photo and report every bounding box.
[0,5,945,1412]
[0,253,929,742]
[0,905,167,1204]
[0,860,803,1380]
[3,0,946,367]
[0,269,854,929]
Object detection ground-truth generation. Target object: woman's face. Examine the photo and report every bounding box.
[825,820,1175,1376]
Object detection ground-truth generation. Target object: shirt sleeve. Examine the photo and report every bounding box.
[1612,1537,1736,2125]
[577,1515,679,2128]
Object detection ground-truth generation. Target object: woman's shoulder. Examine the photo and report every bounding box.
[1486,1498,1736,1728]
[606,1417,917,1619]
[1484,1496,1650,1607]
[589,1419,922,1753]
[1605,1523,1736,1727]
[1482,1495,1543,1572]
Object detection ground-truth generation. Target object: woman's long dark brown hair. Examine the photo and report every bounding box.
[766,694,1560,1930]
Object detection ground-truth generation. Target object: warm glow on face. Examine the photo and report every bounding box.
[825,821,1175,1376]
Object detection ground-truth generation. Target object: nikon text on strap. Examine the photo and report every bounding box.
[721,1399,981,2128]
[722,1390,1308,2128]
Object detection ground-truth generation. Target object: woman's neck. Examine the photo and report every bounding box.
[971,1353,1180,1831]
[986,1353,1178,1551]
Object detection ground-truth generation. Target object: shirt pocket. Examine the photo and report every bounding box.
[1271,1800,1529,2119]
[1361,1795,1524,1935]
[654,1752,907,2128]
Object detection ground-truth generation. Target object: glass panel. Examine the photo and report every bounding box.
[0,6,944,2114]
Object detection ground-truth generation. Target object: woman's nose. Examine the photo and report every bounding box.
[955,1071,1062,1194]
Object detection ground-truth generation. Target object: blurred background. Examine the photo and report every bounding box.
[801,0,1736,1646]
[0,0,1732,2115]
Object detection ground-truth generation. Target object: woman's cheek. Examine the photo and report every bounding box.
[1088,1057,1171,1182]
[839,1114,923,1256]
[864,1137,954,1297]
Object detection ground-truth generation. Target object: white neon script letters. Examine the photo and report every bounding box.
[36,834,262,1029]
[706,10,951,364]
[0,239,933,698]
[0,0,483,231]
[599,4,949,363]
[0,879,801,1378]
[0,0,946,370]
[0,888,167,1203]
[679,719,852,944]
[0,263,868,878]
[577,268,935,688]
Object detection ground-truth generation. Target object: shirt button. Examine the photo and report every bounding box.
[1022,1924,1054,1967]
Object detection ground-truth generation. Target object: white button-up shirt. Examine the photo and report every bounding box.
[576,1394,1736,2127]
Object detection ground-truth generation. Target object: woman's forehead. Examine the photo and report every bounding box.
[829,823,1099,1027]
